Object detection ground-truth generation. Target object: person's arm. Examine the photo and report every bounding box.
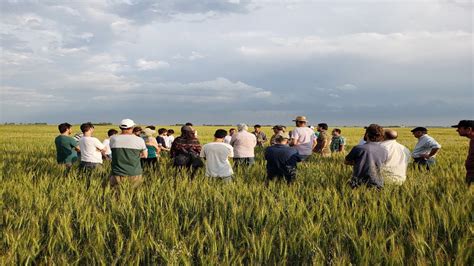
[95,139,107,155]
[72,139,80,152]
[422,148,439,159]
[344,148,357,165]
[200,146,206,159]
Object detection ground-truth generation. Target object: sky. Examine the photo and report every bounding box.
[0,0,472,126]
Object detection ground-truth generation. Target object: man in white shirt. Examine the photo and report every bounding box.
[230,123,257,167]
[79,122,106,170]
[102,129,118,160]
[289,116,317,160]
[381,129,411,185]
[411,127,441,171]
[200,129,234,182]
[224,128,236,144]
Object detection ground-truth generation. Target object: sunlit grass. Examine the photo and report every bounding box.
[1,125,472,264]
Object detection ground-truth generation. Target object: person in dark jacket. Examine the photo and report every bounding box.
[170,126,203,178]
[264,132,301,184]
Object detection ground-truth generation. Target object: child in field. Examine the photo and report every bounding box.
[330,128,346,153]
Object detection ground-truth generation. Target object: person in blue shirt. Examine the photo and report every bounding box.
[264,132,302,184]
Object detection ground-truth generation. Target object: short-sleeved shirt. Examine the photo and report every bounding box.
[110,134,147,176]
[156,136,167,148]
[200,142,234,177]
[79,136,105,164]
[265,144,301,177]
[290,127,317,156]
[330,136,346,152]
[466,139,474,178]
[230,131,257,158]
[253,131,267,147]
[103,138,112,156]
[316,131,331,155]
[55,135,78,164]
[380,140,411,185]
[345,142,388,188]
[412,134,441,158]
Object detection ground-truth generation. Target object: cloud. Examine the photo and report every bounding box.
[239,31,472,63]
[136,59,171,70]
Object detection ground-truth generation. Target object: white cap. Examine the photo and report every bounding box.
[119,118,135,129]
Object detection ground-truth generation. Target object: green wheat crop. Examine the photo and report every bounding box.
[1,125,472,264]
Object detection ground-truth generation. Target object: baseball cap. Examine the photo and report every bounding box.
[119,119,135,129]
[411,127,428,132]
[275,132,290,140]
[451,120,474,128]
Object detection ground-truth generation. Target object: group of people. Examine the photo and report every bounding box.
[54,116,474,189]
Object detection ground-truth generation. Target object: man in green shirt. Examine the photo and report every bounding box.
[109,119,148,188]
[55,123,80,172]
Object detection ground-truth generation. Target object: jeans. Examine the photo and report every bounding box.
[234,157,255,167]
[414,157,436,171]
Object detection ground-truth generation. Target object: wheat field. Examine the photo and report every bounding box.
[1,125,472,264]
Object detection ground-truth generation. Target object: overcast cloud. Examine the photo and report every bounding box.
[0,0,472,126]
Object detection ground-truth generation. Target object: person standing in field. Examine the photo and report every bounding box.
[411,127,441,171]
[141,128,161,169]
[185,122,198,137]
[265,132,302,185]
[78,122,106,170]
[170,125,203,178]
[224,128,236,144]
[270,125,285,145]
[133,127,143,137]
[252,124,268,147]
[200,129,234,182]
[380,129,411,185]
[289,116,317,161]
[166,129,175,148]
[314,123,331,157]
[103,129,118,160]
[345,124,388,189]
[156,128,169,150]
[330,128,346,153]
[55,123,80,172]
[108,119,148,188]
[452,120,474,185]
[230,123,257,167]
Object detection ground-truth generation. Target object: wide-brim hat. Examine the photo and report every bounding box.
[292,116,307,122]
[143,128,156,137]
[451,120,474,128]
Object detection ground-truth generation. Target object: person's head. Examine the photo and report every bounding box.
[411,127,428,139]
[80,122,94,134]
[384,129,398,140]
[237,123,248,132]
[185,122,193,127]
[58,123,72,134]
[180,125,195,139]
[146,125,156,130]
[229,128,236,136]
[272,125,283,134]
[214,129,227,140]
[167,129,175,136]
[293,116,307,127]
[254,124,261,133]
[332,128,341,137]
[365,124,384,142]
[317,123,328,132]
[452,120,474,138]
[133,127,143,136]
[274,132,290,145]
[107,129,118,137]
[143,128,156,138]
[119,118,135,134]
[158,128,168,135]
